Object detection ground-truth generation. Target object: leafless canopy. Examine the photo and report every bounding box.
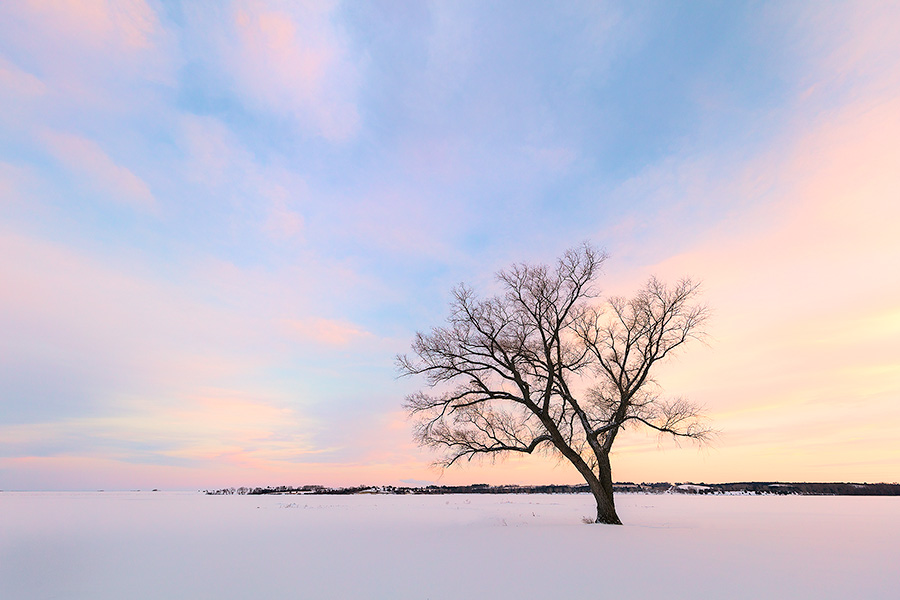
[398,244,711,524]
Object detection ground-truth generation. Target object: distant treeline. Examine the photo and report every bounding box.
[668,482,900,496]
[205,481,900,496]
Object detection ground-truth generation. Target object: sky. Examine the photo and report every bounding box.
[0,1,898,490]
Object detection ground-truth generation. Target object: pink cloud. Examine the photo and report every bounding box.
[179,115,308,241]
[41,130,156,211]
[223,0,360,141]
[262,185,305,241]
[0,56,46,97]
[0,0,175,117]
[0,231,347,484]
[792,1,900,90]
[102,390,317,465]
[282,317,372,347]
[264,199,304,240]
[20,0,160,51]
[0,231,265,393]
[0,163,40,206]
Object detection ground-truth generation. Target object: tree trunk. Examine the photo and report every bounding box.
[590,452,621,525]
[545,425,622,524]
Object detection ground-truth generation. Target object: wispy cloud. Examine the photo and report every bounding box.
[281,318,372,347]
[41,130,156,211]
[177,115,308,243]
[191,0,361,141]
[0,56,45,97]
[0,0,174,95]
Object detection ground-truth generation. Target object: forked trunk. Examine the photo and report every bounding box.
[557,444,622,525]
[547,426,622,524]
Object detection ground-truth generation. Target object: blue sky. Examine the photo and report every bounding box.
[1,1,899,489]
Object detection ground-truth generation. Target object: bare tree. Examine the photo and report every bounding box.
[398,244,712,524]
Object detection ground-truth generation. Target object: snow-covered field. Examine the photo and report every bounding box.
[2,491,897,599]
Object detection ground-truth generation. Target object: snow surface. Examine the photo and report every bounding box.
[2,491,897,599]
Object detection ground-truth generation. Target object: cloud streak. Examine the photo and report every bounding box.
[189,0,362,141]
[41,131,156,211]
